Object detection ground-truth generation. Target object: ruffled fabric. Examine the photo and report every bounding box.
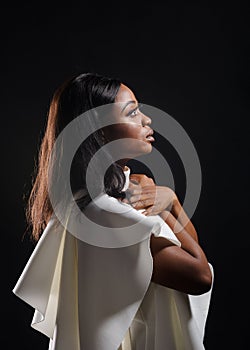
[13,166,213,350]
[62,166,180,249]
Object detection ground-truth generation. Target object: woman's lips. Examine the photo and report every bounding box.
[145,135,155,142]
[145,129,155,142]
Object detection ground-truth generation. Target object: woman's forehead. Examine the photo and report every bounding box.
[115,84,137,104]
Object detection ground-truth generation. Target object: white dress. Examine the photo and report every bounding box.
[13,166,213,350]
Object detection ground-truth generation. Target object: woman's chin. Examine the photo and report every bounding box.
[143,141,153,153]
[134,144,153,156]
[120,142,153,158]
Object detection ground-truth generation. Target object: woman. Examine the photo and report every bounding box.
[13,72,213,350]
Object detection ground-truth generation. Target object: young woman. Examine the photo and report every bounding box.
[13,72,213,350]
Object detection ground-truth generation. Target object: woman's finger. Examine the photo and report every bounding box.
[142,206,162,216]
[130,174,155,186]
[130,179,139,185]
[131,198,156,210]
[129,191,156,204]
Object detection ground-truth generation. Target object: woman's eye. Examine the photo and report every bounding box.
[130,109,138,117]
[127,108,138,117]
[127,104,143,118]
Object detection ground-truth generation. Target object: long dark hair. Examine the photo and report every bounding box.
[26,72,126,241]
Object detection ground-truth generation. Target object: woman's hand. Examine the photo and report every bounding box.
[122,174,178,216]
[122,173,198,241]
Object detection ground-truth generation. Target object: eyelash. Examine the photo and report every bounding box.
[127,103,143,117]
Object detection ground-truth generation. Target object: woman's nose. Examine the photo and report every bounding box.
[142,114,152,126]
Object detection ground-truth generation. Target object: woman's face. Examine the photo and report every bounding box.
[103,84,154,159]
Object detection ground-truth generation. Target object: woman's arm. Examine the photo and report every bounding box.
[159,198,198,242]
[123,173,198,241]
[150,211,212,295]
[123,173,212,295]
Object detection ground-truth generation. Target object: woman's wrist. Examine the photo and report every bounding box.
[161,193,199,242]
[171,195,181,218]
[159,210,184,235]
[164,189,179,216]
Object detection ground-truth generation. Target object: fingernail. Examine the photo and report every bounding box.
[131,180,139,185]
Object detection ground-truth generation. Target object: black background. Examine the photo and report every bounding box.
[3,2,249,349]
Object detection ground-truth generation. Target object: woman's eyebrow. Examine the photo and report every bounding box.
[121,100,137,113]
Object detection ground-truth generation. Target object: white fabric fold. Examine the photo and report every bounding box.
[66,193,181,248]
[126,265,214,350]
[13,167,213,349]
[13,218,66,339]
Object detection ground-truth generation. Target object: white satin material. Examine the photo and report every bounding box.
[13,166,213,349]
[124,266,214,350]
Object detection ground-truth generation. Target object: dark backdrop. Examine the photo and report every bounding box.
[2,2,249,349]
